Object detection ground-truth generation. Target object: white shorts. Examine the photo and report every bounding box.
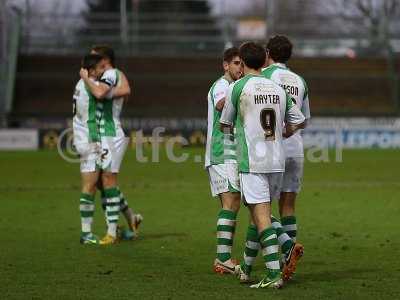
[281,157,304,193]
[100,136,130,173]
[207,163,240,197]
[240,172,283,204]
[75,142,101,173]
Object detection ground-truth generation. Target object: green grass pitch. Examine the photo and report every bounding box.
[0,148,399,299]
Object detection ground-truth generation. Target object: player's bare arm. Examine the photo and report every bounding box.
[112,71,131,100]
[79,68,111,99]
[215,98,225,112]
[283,121,306,138]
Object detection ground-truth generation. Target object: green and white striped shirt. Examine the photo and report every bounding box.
[97,68,125,138]
[72,79,100,144]
[205,76,236,167]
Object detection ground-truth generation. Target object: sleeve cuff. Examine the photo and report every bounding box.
[220,119,232,126]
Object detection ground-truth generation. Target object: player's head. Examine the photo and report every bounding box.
[239,42,266,72]
[91,44,115,68]
[223,47,242,81]
[81,54,105,79]
[266,35,293,64]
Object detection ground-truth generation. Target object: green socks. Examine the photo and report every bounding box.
[216,209,237,262]
[271,215,294,256]
[103,187,121,237]
[281,215,297,242]
[241,224,260,275]
[259,227,281,278]
[80,193,95,234]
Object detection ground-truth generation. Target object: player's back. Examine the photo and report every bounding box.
[73,79,89,124]
[262,63,310,158]
[72,79,99,144]
[232,74,291,173]
[262,63,306,108]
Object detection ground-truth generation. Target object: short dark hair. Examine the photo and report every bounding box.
[239,42,266,70]
[266,35,293,63]
[223,47,240,63]
[81,54,103,70]
[91,44,115,66]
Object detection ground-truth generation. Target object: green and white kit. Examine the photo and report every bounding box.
[205,76,239,197]
[72,79,101,172]
[262,63,311,193]
[97,68,129,173]
[220,74,305,204]
[72,69,128,173]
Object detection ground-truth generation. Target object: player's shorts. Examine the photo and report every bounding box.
[74,142,101,173]
[239,172,283,205]
[207,163,240,197]
[281,157,304,193]
[99,136,130,173]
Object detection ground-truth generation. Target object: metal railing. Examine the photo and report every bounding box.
[20,12,227,56]
[0,7,21,126]
[7,1,400,118]
[15,2,400,57]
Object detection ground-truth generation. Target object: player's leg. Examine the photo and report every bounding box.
[276,163,305,281]
[237,214,300,283]
[238,173,298,283]
[269,173,297,257]
[118,191,143,240]
[239,172,282,289]
[99,171,121,244]
[79,171,100,244]
[76,142,100,244]
[237,173,280,283]
[98,136,126,244]
[236,215,259,283]
[97,173,108,224]
[271,214,304,281]
[123,200,143,234]
[98,177,135,230]
[248,203,282,289]
[271,215,293,258]
[209,164,241,274]
[279,193,297,240]
[99,179,143,240]
[112,136,143,238]
[214,191,241,273]
[279,157,304,242]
